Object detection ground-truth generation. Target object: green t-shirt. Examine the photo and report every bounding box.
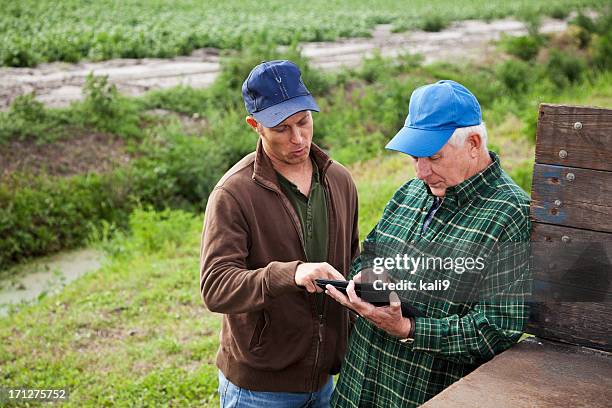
[276,159,329,263]
[276,160,329,315]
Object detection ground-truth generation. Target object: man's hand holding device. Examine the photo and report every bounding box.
[295,262,345,293]
[321,272,420,340]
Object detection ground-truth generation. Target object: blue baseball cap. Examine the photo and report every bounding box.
[386,80,482,157]
[242,60,320,128]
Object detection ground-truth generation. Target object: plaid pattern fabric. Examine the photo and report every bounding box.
[331,152,531,408]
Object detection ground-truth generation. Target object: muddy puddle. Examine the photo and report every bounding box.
[0,248,105,316]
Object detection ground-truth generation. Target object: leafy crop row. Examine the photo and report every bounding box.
[0,0,605,67]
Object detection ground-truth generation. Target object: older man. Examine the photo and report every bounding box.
[326,80,531,407]
[200,60,359,407]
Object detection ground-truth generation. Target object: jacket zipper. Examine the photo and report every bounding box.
[254,161,333,392]
[310,169,334,390]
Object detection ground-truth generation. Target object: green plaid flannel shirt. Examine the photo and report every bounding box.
[331,152,531,408]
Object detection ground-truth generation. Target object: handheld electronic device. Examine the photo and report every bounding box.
[316,279,425,317]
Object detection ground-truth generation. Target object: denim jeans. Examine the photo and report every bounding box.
[218,370,334,408]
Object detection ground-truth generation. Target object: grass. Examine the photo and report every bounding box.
[2,12,611,269]
[0,0,606,66]
[0,138,563,405]
[1,11,611,403]
[1,70,611,402]
[0,209,222,407]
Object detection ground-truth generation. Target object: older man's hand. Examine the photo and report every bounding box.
[325,272,412,338]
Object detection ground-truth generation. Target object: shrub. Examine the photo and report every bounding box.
[548,6,569,20]
[0,35,39,67]
[519,8,542,38]
[567,25,592,49]
[500,35,541,61]
[0,171,135,269]
[358,52,391,83]
[78,73,142,138]
[132,130,227,212]
[497,59,533,93]
[590,11,612,70]
[546,49,587,87]
[592,32,612,71]
[82,73,120,118]
[0,93,50,143]
[420,15,448,32]
[0,121,234,269]
[571,13,597,34]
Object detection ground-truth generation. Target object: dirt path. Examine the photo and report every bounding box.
[0,17,568,109]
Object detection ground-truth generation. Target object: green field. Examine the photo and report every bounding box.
[1,8,611,269]
[0,5,611,406]
[0,0,606,66]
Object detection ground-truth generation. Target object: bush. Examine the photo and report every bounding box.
[548,6,569,20]
[546,49,587,87]
[132,130,227,212]
[0,93,51,143]
[571,13,597,34]
[500,35,541,61]
[0,123,233,269]
[0,171,135,269]
[518,8,542,38]
[78,73,142,138]
[0,76,142,145]
[592,32,612,71]
[590,11,612,71]
[567,25,592,49]
[420,15,448,32]
[497,59,533,93]
[0,35,39,67]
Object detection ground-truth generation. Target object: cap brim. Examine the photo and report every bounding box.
[385,126,454,157]
[252,94,320,128]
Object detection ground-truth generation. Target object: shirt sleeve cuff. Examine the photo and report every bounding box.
[410,317,444,352]
[408,316,416,338]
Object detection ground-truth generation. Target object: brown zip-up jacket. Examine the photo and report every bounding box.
[200,139,359,392]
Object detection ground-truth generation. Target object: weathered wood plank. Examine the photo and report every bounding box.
[529,223,612,298]
[535,103,612,172]
[526,302,612,352]
[531,164,612,233]
[530,280,612,302]
[422,337,612,408]
[531,222,612,242]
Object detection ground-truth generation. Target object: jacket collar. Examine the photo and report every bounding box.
[426,151,502,208]
[252,138,333,190]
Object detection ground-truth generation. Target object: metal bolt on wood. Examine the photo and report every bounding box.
[566,173,575,181]
[573,121,583,130]
[561,235,571,243]
[558,150,568,159]
[554,200,562,206]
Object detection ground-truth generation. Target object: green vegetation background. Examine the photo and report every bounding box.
[0,0,604,67]
[0,3,611,406]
